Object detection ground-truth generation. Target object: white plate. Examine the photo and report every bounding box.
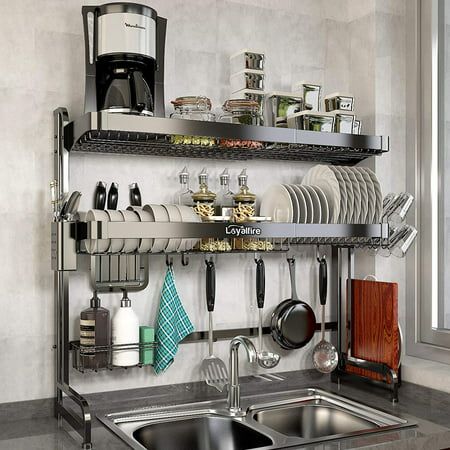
[283,185,300,223]
[352,169,369,223]
[119,209,140,253]
[362,167,383,222]
[260,185,294,222]
[329,166,347,223]
[302,165,340,223]
[303,185,322,223]
[106,209,125,253]
[312,185,329,223]
[336,167,354,223]
[143,204,169,253]
[127,206,154,253]
[298,185,314,224]
[291,185,308,223]
[343,168,362,223]
[163,204,183,252]
[175,205,202,251]
[355,168,376,223]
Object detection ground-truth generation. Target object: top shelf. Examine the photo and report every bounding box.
[63,112,389,166]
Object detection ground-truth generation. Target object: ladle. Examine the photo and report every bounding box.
[255,258,280,369]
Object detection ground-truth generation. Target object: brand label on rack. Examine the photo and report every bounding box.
[225,224,262,237]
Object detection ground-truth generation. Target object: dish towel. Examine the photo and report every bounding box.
[154,266,194,374]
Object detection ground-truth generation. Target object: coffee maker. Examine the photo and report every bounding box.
[82,3,166,117]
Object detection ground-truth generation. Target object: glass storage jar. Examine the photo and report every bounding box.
[218,99,263,149]
[170,96,216,146]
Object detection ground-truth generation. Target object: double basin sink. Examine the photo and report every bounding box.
[98,388,413,449]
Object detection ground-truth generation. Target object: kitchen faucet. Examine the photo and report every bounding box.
[227,336,257,415]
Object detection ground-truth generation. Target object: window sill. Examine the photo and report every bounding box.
[402,356,450,393]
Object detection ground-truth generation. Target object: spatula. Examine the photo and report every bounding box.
[200,260,228,392]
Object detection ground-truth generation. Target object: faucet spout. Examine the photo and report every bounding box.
[228,336,257,415]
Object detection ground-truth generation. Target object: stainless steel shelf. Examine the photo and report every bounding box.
[64,112,389,165]
[72,221,389,241]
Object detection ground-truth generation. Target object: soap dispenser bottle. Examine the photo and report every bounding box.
[112,290,140,367]
[79,291,110,370]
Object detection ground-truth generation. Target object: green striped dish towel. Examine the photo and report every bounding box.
[154,266,194,374]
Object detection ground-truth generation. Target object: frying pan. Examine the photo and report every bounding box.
[271,258,316,350]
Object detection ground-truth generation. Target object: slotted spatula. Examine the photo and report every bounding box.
[200,260,228,392]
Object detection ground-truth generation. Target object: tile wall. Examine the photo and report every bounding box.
[0,0,406,403]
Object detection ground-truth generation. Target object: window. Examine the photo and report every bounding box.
[407,0,450,361]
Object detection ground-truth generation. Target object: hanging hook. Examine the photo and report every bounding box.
[316,245,326,263]
[166,254,173,267]
[181,253,189,266]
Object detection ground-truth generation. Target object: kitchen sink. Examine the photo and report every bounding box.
[132,416,272,450]
[98,388,415,449]
[253,403,379,438]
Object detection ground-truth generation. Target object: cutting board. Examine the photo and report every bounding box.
[346,278,399,381]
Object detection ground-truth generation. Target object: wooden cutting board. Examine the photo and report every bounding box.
[346,278,399,381]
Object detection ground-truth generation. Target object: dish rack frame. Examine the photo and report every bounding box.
[52,107,398,449]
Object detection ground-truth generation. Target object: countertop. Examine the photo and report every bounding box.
[1,370,450,449]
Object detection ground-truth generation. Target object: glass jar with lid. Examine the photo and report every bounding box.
[218,99,263,149]
[232,169,273,251]
[170,96,216,146]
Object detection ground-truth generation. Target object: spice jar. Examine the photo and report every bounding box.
[218,99,263,149]
[232,170,273,252]
[170,96,216,146]
[192,169,223,251]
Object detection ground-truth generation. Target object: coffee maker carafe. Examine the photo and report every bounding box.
[82,3,166,117]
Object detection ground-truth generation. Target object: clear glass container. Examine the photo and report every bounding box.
[218,99,262,125]
[170,96,216,146]
[214,169,234,252]
[192,169,218,252]
[174,166,194,206]
[218,99,263,149]
[232,169,273,252]
[215,169,234,217]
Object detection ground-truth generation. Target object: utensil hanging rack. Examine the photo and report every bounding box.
[53,107,395,449]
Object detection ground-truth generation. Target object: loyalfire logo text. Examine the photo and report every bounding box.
[225,225,262,237]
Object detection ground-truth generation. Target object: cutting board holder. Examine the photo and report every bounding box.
[329,247,401,403]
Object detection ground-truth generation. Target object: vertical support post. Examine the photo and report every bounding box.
[53,108,93,449]
[346,247,355,357]
[330,246,343,377]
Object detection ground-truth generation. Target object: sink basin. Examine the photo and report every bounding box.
[254,403,377,438]
[98,388,415,449]
[132,416,273,450]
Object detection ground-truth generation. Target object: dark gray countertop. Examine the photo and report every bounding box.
[1,370,450,449]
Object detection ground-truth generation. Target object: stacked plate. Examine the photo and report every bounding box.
[85,204,201,254]
[260,165,382,224]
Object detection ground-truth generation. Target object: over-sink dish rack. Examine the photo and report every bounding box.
[52,107,398,449]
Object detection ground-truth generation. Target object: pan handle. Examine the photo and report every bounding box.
[287,258,299,301]
[319,257,327,306]
[205,259,216,312]
[255,258,265,309]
